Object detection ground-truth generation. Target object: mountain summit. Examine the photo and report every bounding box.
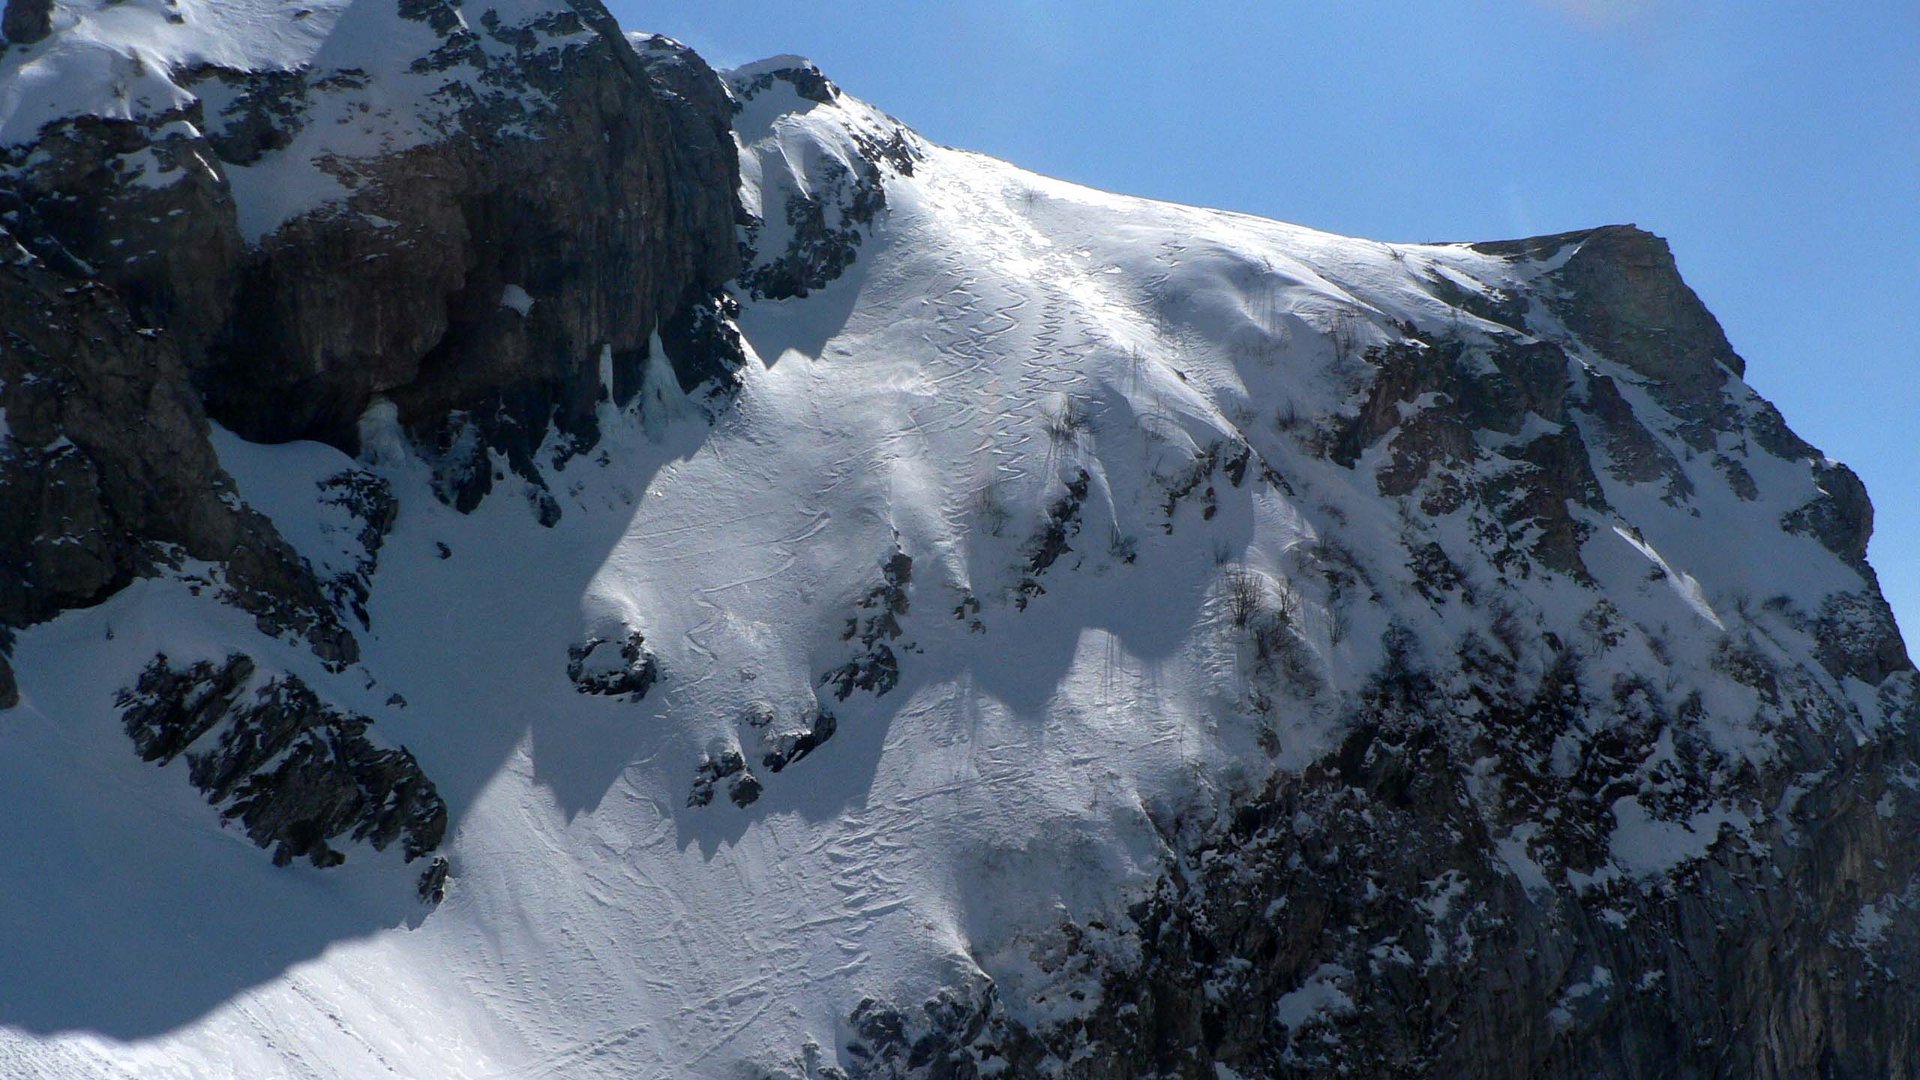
[0,6,1913,1078]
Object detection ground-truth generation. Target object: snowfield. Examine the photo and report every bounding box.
[0,45,1899,1080]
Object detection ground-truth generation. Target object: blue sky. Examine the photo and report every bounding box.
[613,0,1919,632]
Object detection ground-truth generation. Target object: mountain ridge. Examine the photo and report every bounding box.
[0,10,1914,1079]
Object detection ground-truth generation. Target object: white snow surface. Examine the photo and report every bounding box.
[0,52,1897,1080]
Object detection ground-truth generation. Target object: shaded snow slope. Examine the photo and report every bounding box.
[0,52,1910,1080]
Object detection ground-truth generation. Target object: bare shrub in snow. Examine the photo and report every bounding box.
[1489,598,1525,658]
[973,479,1010,538]
[1222,566,1316,693]
[1326,598,1351,647]
[1044,395,1090,446]
[1647,624,1674,667]
[1223,567,1264,628]
[1328,305,1363,364]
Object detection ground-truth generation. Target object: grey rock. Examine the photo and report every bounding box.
[0,0,749,688]
[822,549,913,700]
[315,470,398,628]
[732,59,919,302]
[0,111,245,366]
[1328,335,1603,577]
[760,708,837,773]
[1160,440,1250,527]
[729,771,763,808]
[1016,471,1090,608]
[117,654,447,870]
[1713,453,1759,500]
[566,631,659,700]
[0,250,354,667]
[212,14,742,456]
[1,1,743,477]
[1479,225,1742,449]
[1812,591,1911,685]
[417,856,451,904]
[1784,458,1874,566]
[1583,372,1692,502]
[829,626,1920,1079]
[739,155,885,301]
[689,747,750,809]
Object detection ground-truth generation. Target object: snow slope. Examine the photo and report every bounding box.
[0,53,1904,1079]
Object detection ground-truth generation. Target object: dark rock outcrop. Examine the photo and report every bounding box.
[0,109,244,364]
[1582,372,1692,501]
[417,855,451,904]
[822,549,913,700]
[1813,591,1912,685]
[1016,470,1090,608]
[1785,458,1875,566]
[0,249,354,667]
[688,746,762,809]
[214,11,742,460]
[1330,335,1602,578]
[739,153,887,301]
[1,0,50,46]
[117,654,447,872]
[733,60,841,108]
[567,631,659,700]
[313,470,399,629]
[758,706,837,773]
[1,1,743,467]
[1476,225,1741,448]
[0,0,748,687]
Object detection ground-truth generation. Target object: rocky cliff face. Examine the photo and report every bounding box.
[0,251,355,688]
[0,16,1913,1080]
[0,0,741,874]
[0,0,740,474]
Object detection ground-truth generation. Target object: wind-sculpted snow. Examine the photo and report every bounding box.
[0,42,1915,1080]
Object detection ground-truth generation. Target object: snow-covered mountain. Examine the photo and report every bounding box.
[0,4,1914,1078]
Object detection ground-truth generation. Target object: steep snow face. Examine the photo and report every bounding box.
[0,54,1910,1080]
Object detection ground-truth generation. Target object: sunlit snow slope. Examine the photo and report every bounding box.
[1,51,1908,1080]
